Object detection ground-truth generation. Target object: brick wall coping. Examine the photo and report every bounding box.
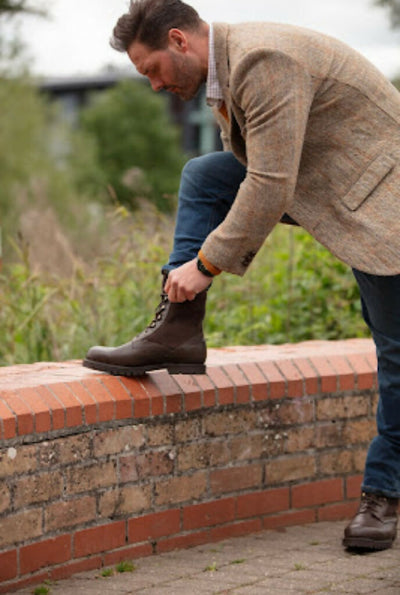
[0,338,376,443]
[0,338,377,592]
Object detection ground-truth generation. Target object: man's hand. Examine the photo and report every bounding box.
[165,258,213,302]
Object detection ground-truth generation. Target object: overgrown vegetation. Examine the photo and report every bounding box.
[0,211,369,366]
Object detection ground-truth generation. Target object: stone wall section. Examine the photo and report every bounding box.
[0,339,377,592]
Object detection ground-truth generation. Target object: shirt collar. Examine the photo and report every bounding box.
[206,23,224,107]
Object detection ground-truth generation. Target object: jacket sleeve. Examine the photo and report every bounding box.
[201,50,314,275]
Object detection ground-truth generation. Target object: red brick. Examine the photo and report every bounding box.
[20,535,71,574]
[74,521,125,557]
[138,376,164,416]
[148,370,182,414]
[318,501,359,522]
[346,354,375,390]
[346,474,363,499]
[210,464,263,496]
[48,384,83,427]
[119,377,151,418]
[239,362,268,402]
[172,374,202,412]
[103,543,153,566]
[0,549,17,581]
[364,352,378,388]
[263,509,316,530]
[80,378,115,422]
[195,373,216,408]
[222,364,251,405]
[17,388,51,434]
[257,361,286,399]
[275,360,303,398]
[2,390,34,436]
[67,381,98,424]
[99,376,133,419]
[292,358,319,396]
[157,530,210,553]
[292,479,343,508]
[35,385,65,430]
[210,519,262,543]
[236,488,290,519]
[326,355,356,391]
[0,572,48,594]
[183,498,236,530]
[309,357,338,393]
[133,390,151,418]
[206,367,234,406]
[129,510,181,543]
[0,400,16,440]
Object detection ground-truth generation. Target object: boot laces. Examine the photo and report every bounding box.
[147,292,169,330]
[360,492,386,520]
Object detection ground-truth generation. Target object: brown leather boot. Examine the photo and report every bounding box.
[343,492,399,550]
[83,275,207,376]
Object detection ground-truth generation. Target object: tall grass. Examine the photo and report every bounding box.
[0,208,369,366]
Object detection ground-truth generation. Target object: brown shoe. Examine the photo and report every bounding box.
[83,275,207,376]
[343,492,398,551]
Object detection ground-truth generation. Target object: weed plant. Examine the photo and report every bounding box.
[0,210,369,366]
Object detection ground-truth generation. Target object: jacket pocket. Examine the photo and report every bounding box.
[341,154,396,211]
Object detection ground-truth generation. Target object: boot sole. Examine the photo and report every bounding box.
[342,536,395,551]
[83,358,206,376]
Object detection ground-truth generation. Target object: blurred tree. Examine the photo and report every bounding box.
[79,80,186,212]
[374,0,400,27]
[0,0,46,72]
[0,0,45,16]
[0,77,52,238]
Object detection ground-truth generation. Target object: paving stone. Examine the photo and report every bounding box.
[15,521,400,595]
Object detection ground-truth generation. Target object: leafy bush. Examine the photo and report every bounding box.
[0,77,50,219]
[79,80,186,211]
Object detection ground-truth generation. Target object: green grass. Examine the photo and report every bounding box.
[32,587,50,595]
[0,211,369,367]
[115,560,136,573]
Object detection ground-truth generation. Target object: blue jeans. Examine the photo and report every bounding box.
[353,270,400,498]
[164,151,400,499]
[163,152,246,271]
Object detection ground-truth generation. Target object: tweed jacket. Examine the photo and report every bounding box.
[200,22,400,276]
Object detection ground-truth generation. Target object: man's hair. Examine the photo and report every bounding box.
[110,0,203,52]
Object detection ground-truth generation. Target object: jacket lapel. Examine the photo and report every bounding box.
[213,22,247,164]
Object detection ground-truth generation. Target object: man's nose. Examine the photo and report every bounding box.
[149,77,163,92]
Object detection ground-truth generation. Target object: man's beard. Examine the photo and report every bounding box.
[168,53,205,101]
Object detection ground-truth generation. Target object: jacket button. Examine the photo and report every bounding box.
[241,251,256,267]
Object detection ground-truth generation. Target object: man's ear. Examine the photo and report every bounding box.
[168,28,188,52]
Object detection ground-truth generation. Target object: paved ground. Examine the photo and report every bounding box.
[19,521,400,594]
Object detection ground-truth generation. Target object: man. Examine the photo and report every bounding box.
[84,0,400,551]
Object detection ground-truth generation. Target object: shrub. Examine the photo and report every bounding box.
[79,79,186,211]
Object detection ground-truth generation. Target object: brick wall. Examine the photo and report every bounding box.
[0,339,377,592]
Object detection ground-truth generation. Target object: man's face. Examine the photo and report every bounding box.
[128,34,205,101]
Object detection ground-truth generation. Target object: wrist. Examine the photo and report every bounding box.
[197,250,221,277]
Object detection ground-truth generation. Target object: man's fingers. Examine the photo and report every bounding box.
[167,286,196,303]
